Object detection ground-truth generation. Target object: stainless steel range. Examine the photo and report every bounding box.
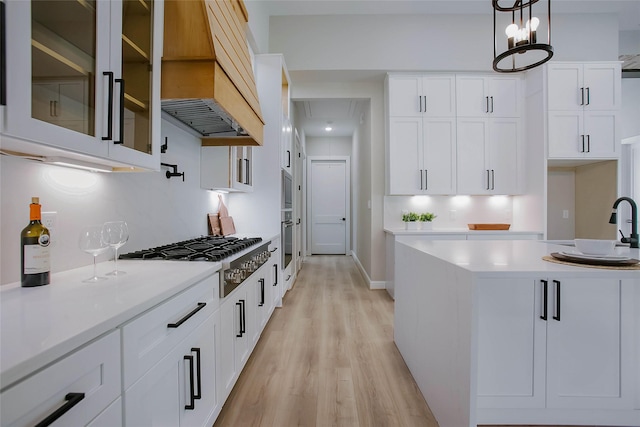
[119,236,271,297]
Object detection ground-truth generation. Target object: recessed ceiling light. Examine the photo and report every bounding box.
[325,126,333,131]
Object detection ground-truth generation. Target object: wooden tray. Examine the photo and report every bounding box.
[468,223,511,230]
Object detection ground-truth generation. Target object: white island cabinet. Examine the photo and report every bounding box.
[394,239,640,427]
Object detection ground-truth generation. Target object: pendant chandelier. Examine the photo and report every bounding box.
[493,0,554,73]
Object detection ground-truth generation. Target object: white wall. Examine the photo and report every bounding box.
[620,30,640,54]
[622,78,640,139]
[0,120,225,285]
[270,13,619,72]
[305,136,352,156]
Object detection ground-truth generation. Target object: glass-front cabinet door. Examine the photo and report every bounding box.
[2,0,162,170]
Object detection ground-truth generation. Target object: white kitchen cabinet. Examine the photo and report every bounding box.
[388,116,456,195]
[456,117,520,194]
[0,330,121,427]
[121,274,217,390]
[201,145,253,192]
[547,62,621,112]
[387,74,456,117]
[456,75,521,118]
[1,0,162,170]
[477,277,635,411]
[124,312,220,427]
[546,62,621,160]
[218,283,252,402]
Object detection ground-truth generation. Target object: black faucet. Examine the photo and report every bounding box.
[609,197,638,248]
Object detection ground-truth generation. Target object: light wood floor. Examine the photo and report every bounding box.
[213,255,596,427]
[214,255,438,427]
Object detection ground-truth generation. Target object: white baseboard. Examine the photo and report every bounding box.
[351,250,387,290]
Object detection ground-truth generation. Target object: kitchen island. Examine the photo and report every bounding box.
[394,239,640,427]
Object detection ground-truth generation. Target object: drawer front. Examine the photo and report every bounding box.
[0,330,121,427]
[122,274,217,389]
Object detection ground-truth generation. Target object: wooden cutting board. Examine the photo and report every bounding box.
[468,223,511,230]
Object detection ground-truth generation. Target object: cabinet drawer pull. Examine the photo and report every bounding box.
[191,347,202,400]
[184,355,195,410]
[540,280,548,321]
[553,280,561,321]
[259,278,265,306]
[273,263,278,286]
[0,1,5,106]
[114,78,125,144]
[240,299,246,335]
[167,302,206,328]
[35,392,85,427]
[102,71,114,141]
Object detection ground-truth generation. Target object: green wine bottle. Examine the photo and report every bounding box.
[21,197,50,287]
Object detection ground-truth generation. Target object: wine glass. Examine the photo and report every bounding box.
[78,225,109,283]
[102,221,129,276]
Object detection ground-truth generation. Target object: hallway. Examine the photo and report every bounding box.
[213,255,438,427]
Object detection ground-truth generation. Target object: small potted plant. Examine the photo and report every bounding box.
[402,212,420,230]
[419,212,437,230]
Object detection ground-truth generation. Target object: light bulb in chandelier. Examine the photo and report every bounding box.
[505,23,518,49]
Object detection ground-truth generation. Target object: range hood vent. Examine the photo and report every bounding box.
[161,0,263,146]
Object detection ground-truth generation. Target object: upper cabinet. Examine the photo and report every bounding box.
[388,74,456,118]
[546,62,621,159]
[1,0,163,171]
[456,75,521,118]
[201,145,253,192]
[386,73,457,195]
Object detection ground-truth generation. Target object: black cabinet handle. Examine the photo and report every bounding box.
[245,158,250,184]
[586,87,590,105]
[34,393,85,427]
[287,150,291,168]
[586,134,590,153]
[419,169,423,190]
[486,170,490,190]
[184,355,195,410]
[553,280,561,321]
[241,299,246,334]
[0,1,5,106]
[581,134,585,152]
[114,78,125,144]
[580,87,585,105]
[540,280,548,321]
[102,72,114,140]
[191,347,202,400]
[490,96,494,113]
[273,264,278,286]
[425,170,428,190]
[485,96,489,113]
[417,95,422,113]
[167,302,206,328]
[259,278,265,306]
[236,301,243,337]
[491,169,495,190]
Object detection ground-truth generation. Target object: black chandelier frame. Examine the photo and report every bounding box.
[493,0,554,73]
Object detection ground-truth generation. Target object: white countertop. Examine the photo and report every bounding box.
[0,260,220,390]
[384,227,543,236]
[398,239,640,278]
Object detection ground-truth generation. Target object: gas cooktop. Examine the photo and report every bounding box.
[119,236,263,262]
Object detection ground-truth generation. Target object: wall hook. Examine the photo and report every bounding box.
[161,163,184,181]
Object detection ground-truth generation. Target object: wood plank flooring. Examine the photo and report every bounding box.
[213,255,438,427]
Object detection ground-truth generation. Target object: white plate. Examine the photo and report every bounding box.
[559,251,630,261]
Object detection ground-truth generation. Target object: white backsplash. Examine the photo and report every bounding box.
[0,120,224,285]
[384,195,514,230]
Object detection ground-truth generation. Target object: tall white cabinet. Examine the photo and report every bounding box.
[386,74,457,195]
[546,62,621,159]
[456,75,523,195]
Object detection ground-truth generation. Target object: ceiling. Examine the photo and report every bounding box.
[271,1,640,139]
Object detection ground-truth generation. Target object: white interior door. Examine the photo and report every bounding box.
[309,158,349,254]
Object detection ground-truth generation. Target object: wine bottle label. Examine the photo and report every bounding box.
[23,244,51,274]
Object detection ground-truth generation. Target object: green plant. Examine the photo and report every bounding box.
[419,212,437,222]
[402,212,420,222]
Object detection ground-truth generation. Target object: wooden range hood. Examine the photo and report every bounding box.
[161,0,264,146]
